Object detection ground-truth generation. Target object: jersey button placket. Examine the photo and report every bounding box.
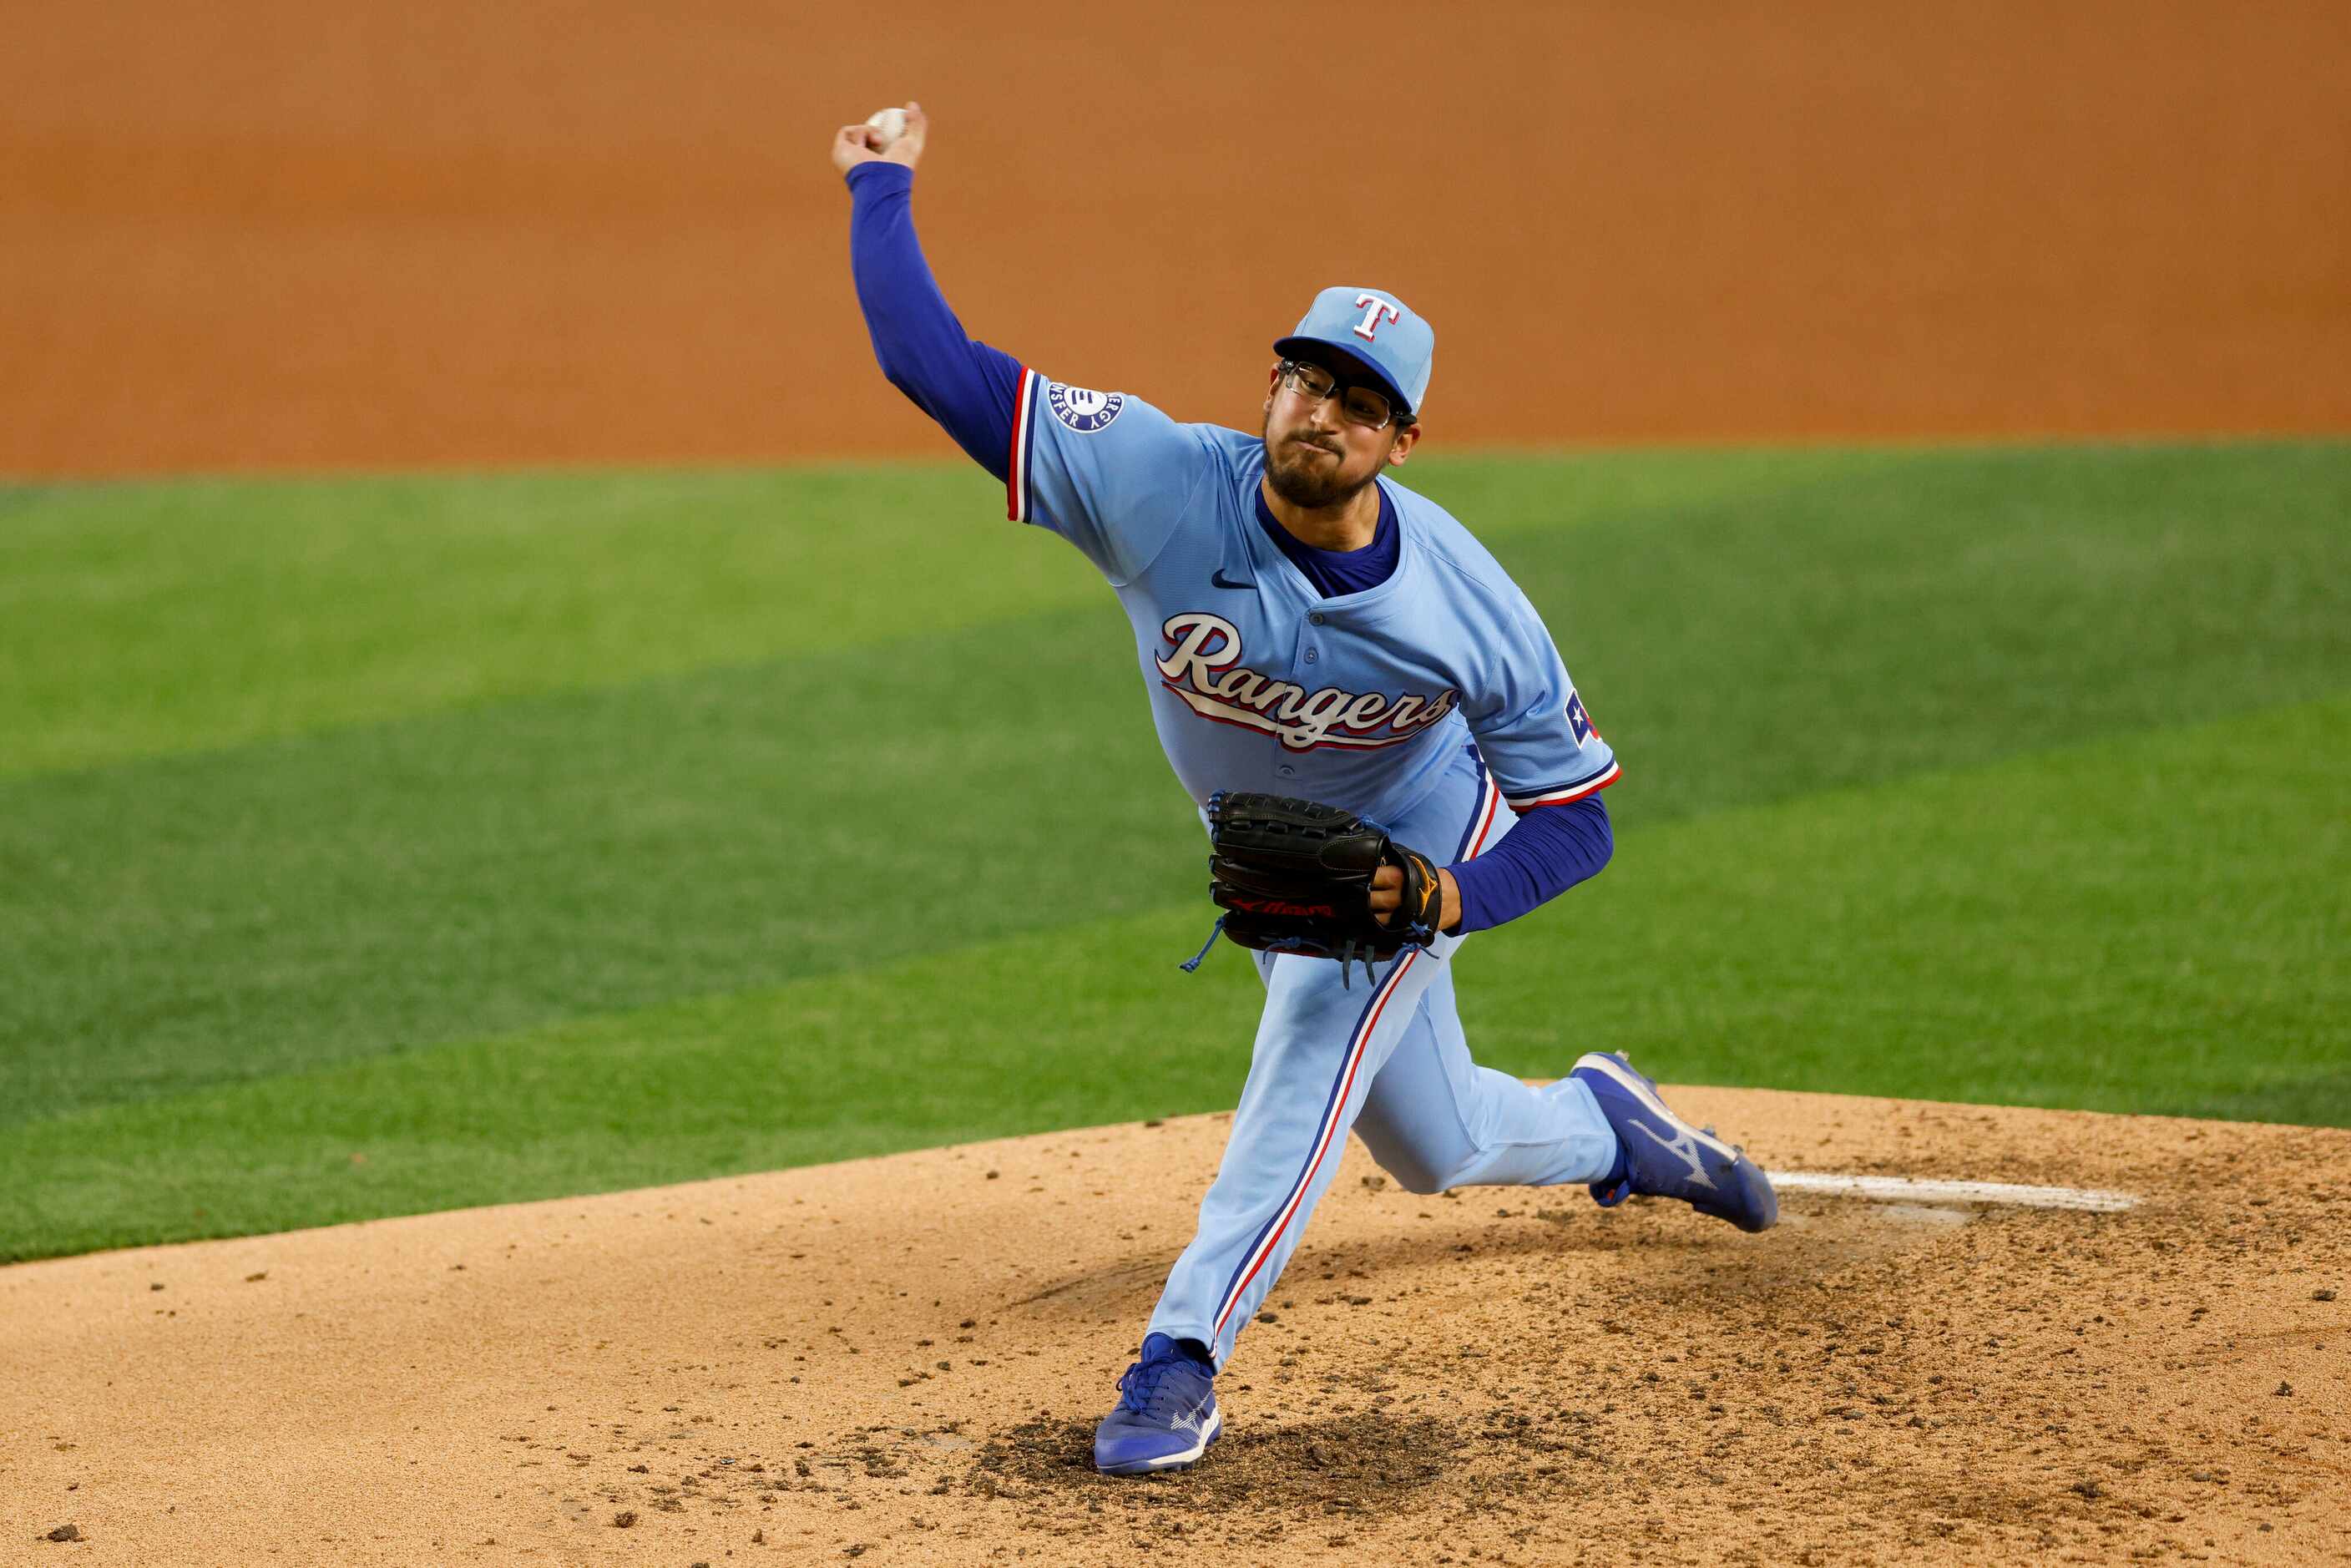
[1279,609,1321,784]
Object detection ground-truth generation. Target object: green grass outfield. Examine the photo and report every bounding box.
[3,442,2344,1262]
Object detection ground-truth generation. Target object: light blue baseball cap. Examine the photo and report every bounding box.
[1273,286,1434,417]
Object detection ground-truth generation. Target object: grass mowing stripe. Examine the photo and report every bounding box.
[3,444,2344,1128]
[15,443,2338,781]
[0,464,1092,778]
[4,695,2338,1262]
[0,449,1858,777]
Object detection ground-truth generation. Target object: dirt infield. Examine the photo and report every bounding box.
[5,0,2348,477]
[3,1087,2344,1565]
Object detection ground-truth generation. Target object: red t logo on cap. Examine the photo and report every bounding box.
[1352,294,1401,343]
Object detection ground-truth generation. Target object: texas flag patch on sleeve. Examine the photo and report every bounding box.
[1566,691,1598,746]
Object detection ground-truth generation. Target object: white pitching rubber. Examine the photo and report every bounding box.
[1765,1171,2138,1212]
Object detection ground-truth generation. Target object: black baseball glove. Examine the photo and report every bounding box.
[1184,792,1444,986]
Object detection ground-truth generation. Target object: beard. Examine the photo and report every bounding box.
[1261,415,1379,511]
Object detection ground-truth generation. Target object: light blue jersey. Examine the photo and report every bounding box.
[1007,370,1620,830]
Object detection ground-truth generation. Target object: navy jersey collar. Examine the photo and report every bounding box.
[1251,483,1401,602]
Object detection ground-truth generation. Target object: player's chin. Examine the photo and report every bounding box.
[1266,451,1368,509]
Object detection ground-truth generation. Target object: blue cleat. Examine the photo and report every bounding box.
[1092,1333,1222,1475]
[1571,1051,1778,1233]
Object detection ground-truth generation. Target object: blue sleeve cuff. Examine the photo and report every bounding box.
[844,160,914,197]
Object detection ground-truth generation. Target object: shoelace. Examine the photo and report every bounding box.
[1115,1351,1205,1415]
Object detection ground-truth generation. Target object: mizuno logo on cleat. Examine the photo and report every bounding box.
[1632,1118,1717,1190]
[1170,1401,1212,1438]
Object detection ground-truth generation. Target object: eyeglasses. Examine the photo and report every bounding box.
[1278,359,1408,432]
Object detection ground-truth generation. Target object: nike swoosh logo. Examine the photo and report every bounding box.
[1211,569,1251,589]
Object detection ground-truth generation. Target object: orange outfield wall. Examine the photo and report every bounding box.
[3,0,2346,478]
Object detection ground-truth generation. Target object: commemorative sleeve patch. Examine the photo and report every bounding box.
[1046,382,1125,432]
[1566,690,1597,746]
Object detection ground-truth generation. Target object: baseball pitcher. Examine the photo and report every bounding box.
[832,104,1776,1476]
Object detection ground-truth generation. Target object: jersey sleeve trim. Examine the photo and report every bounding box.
[1452,753,1505,861]
[1504,759,1622,812]
[1005,366,1039,523]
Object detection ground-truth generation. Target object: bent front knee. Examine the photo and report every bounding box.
[1369,1149,1455,1196]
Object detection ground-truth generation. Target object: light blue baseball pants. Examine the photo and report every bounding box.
[1145,751,1620,1369]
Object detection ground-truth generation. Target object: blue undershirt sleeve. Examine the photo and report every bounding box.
[1446,795,1613,934]
[844,162,1024,480]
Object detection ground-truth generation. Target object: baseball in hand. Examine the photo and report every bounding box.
[865,107,909,150]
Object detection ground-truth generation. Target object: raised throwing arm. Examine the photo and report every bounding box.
[834,104,1026,481]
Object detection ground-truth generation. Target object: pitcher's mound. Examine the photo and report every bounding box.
[3,1087,2346,1565]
